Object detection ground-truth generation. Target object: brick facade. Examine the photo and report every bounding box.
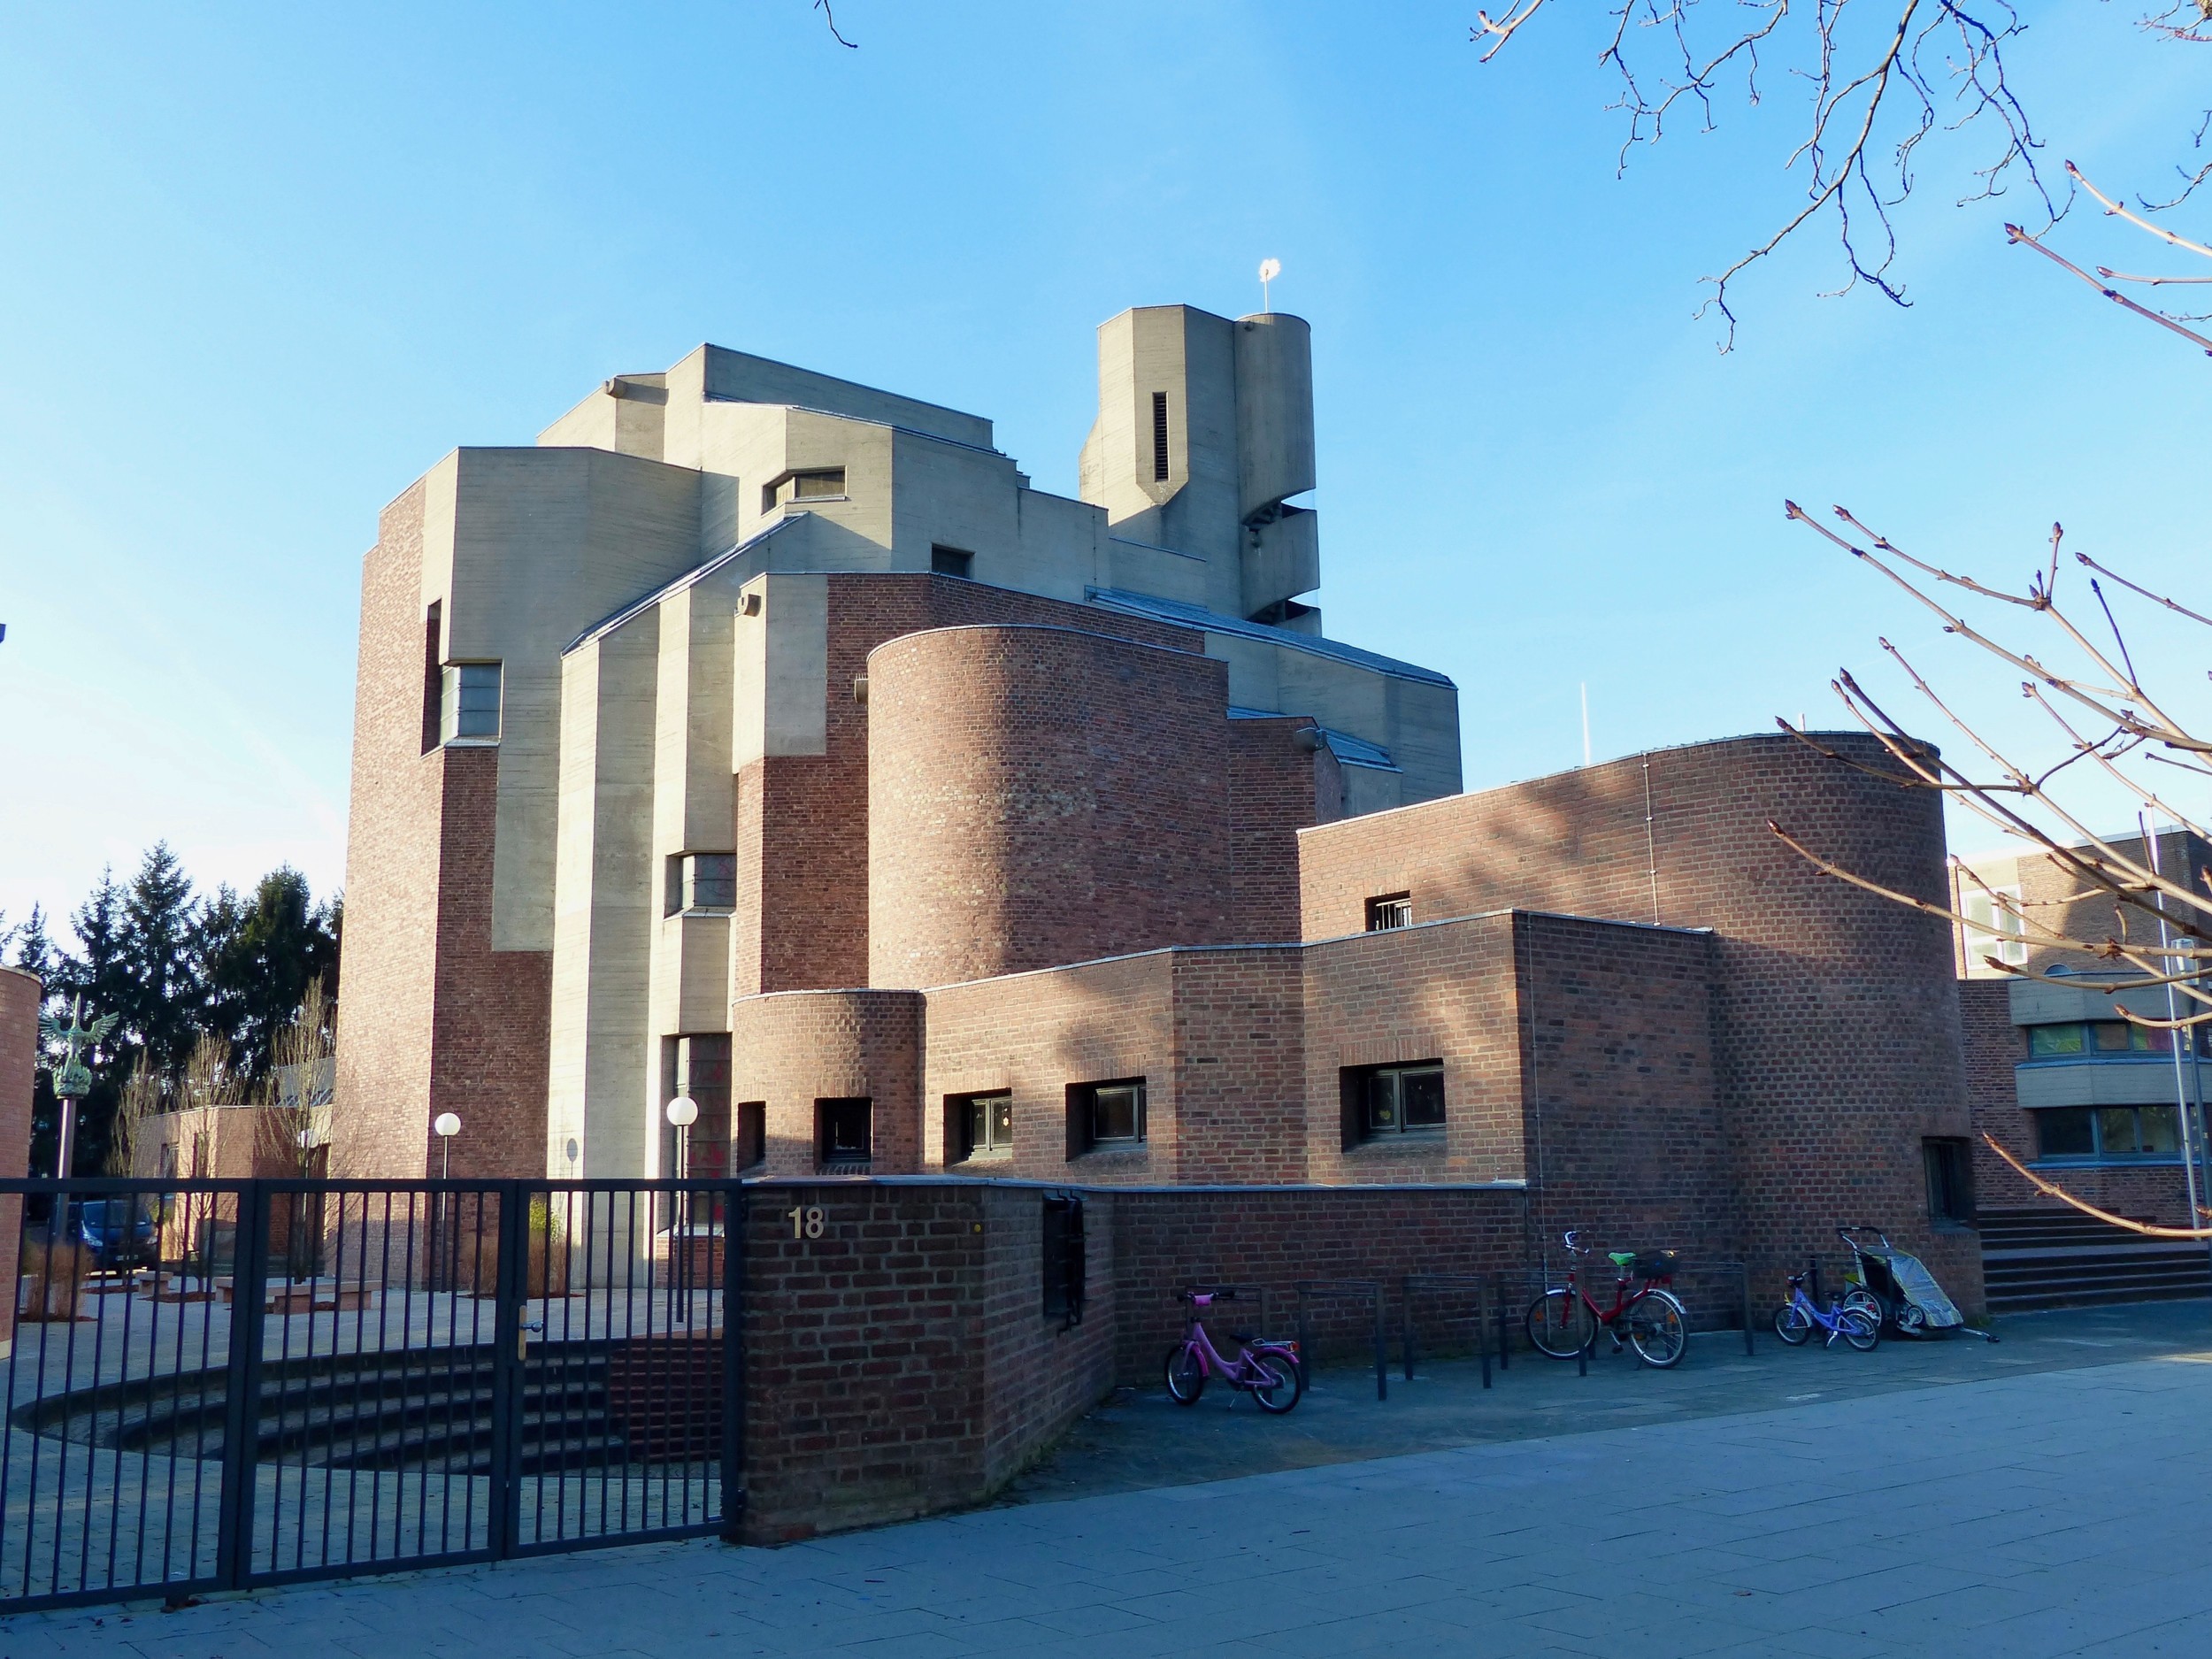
[726,989,925,1177]
[1298,733,1982,1311]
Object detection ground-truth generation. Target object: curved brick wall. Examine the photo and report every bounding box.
[727,989,925,1176]
[1299,731,1981,1311]
[867,626,1235,988]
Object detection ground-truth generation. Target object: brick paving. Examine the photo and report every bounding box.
[16,1304,2212,1657]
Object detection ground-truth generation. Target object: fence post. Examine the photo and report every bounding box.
[1478,1281,1492,1390]
[1400,1277,1416,1382]
[1577,1305,1592,1378]
[215,1181,270,1591]
[488,1180,527,1560]
[719,1185,747,1544]
[1296,1293,1312,1386]
[1372,1284,1387,1402]
[1741,1262,1755,1356]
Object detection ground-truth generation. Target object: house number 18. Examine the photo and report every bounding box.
[786,1205,826,1240]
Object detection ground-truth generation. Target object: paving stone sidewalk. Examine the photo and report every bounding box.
[16,1323,2212,1658]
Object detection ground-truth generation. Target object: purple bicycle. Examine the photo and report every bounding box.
[1164,1288,1304,1414]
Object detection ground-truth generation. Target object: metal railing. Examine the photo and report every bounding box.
[0,1177,742,1614]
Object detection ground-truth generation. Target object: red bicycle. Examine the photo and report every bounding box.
[1163,1288,1303,1413]
[1525,1230,1688,1368]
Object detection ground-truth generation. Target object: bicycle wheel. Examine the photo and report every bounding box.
[1627,1290,1686,1369]
[1525,1290,1596,1359]
[1164,1343,1206,1404]
[1841,1287,1884,1333]
[1773,1302,1814,1346]
[1245,1348,1302,1415]
[1839,1308,1880,1352]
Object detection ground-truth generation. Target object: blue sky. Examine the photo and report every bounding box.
[4,2,2208,932]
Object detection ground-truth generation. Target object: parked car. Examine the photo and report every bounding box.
[65,1200,157,1271]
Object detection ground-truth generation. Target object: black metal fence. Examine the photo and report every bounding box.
[0,1178,742,1614]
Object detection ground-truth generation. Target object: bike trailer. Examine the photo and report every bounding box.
[1839,1225,1970,1336]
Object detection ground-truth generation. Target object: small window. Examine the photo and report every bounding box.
[1961,886,2028,967]
[764,468,847,511]
[931,545,975,579]
[950,1091,1012,1163]
[1151,392,1170,482]
[1347,1062,1447,1143]
[440,663,502,744]
[2034,1104,2181,1162]
[1365,893,1412,932]
[2027,1024,2086,1058]
[1070,1079,1146,1154]
[2035,1107,2095,1159]
[664,852,738,916]
[816,1098,872,1170]
[734,1102,766,1171]
[1923,1137,1975,1227]
[419,602,443,755]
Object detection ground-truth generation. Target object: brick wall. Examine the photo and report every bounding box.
[0,966,37,1351]
[727,990,925,1176]
[1226,715,1335,944]
[1299,733,1983,1313]
[867,625,1237,988]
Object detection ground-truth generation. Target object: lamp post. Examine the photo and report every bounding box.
[665,1096,698,1324]
[433,1112,461,1179]
[432,1112,461,1292]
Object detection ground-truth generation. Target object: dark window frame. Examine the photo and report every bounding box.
[815,1097,873,1170]
[2032,1103,2185,1164]
[1340,1061,1447,1148]
[664,851,738,917]
[1041,1194,1086,1328]
[1151,392,1170,481]
[734,1102,767,1171]
[930,544,976,580]
[949,1090,1013,1164]
[1923,1136,1976,1228]
[1067,1079,1147,1156]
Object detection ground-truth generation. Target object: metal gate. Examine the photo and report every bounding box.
[0,1178,742,1612]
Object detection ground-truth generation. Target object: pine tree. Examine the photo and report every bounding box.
[204,867,342,1076]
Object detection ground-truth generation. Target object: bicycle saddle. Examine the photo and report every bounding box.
[1608,1251,1635,1267]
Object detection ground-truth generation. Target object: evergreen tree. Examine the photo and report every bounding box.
[204,867,342,1076]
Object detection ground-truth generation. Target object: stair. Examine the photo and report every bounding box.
[1978,1206,2212,1313]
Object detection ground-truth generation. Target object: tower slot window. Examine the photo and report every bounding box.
[419,602,443,755]
[1345,1062,1447,1145]
[950,1091,1012,1163]
[664,852,737,916]
[1365,893,1412,932]
[816,1098,872,1170]
[764,468,847,511]
[931,544,975,579]
[1151,392,1170,481]
[440,663,502,744]
[734,1102,766,1171]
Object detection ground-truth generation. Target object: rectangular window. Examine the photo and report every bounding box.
[931,545,975,579]
[1041,1194,1086,1327]
[1070,1079,1146,1154]
[1151,392,1169,481]
[664,852,738,916]
[2027,1024,2085,1058]
[1961,885,2029,967]
[2035,1103,2182,1161]
[816,1097,872,1170]
[1924,1137,1975,1226]
[734,1102,766,1171]
[1365,893,1412,932]
[950,1091,1012,1163]
[1347,1062,1448,1142]
[764,468,847,511]
[440,662,502,744]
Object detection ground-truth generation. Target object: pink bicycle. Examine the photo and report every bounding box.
[1163,1287,1304,1413]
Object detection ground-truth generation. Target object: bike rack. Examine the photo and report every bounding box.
[1397,1273,1494,1390]
[1293,1279,1389,1401]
